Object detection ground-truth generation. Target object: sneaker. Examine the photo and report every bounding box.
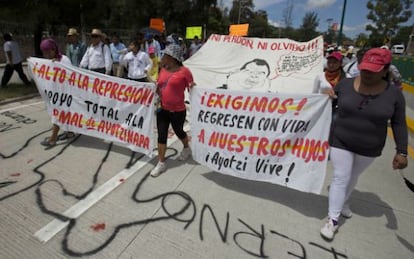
[177,147,191,161]
[341,203,353,218]
[320,218,339,240]
[150,161,166,177]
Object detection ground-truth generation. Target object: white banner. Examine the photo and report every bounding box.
[190,88,331,194]
[184,35,324,94]
[27,57,156,156]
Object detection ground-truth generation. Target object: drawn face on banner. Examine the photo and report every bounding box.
[226,59,271,92]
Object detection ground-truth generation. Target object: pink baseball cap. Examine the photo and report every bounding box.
[327,51,343,61]
[358,48,392,72]
[148,46,155,54]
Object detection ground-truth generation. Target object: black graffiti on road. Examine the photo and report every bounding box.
[0,129,52,201]
[0,129,137,203]
[1,110,37,124]
[34,141,116,222]
[57,170,348,258]
[1,124,348,258]
[0,121,21,132]
[0,181,17,188]
[0,111,37,132]
[0,129,50,159]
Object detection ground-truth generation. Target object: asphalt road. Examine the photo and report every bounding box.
[0,94,413,259]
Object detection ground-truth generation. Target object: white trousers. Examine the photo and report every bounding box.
[328,147,376,221]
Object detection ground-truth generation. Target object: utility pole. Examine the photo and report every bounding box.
[80,0,86,43]
[406,25,414,55]
[237,0,246,24]
[337,0,347,46]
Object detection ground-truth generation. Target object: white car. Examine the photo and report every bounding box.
[391,44,405,55]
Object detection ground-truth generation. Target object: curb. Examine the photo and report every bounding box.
[402,83,414,133]
[0,93,40,106]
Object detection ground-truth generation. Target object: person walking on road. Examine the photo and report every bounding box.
[120,40,152,82]
[65,28,87,67]
[39,38,76,148]
[79,29,112,75]
[320,47,408,240]
[109,33,127,77]
[150,44,195,177]
[1,33,31,88]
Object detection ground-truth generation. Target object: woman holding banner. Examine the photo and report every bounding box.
[320,47,408,240]
[313,51,345,94]
[150,44,195,177]
[313,51,345,145]
[39,38,75,148]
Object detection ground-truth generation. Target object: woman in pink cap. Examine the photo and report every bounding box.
[320,47,408,240]
[313,51,346,144]
[313,51,345,93]
[39,38,75,148]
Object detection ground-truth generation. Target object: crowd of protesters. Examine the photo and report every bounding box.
[1,29,409,243]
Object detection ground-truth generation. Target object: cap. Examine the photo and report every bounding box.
[327,51,343,61]
[148,46,155,54]
[358,48,392,72]
[67,28,79,36]
[163,44,183,62]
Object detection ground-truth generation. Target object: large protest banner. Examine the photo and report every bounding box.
[190,88,331,194]
[184,34,323,94]
[27,57,156,156]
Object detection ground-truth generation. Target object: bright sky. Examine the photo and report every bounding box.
[222,0,414,38]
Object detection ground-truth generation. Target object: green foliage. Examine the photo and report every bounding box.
[355,33,370,48]
[366,0,413,46]
[393,25,413,45]
[0,0,412,46]
[298,11,320,41]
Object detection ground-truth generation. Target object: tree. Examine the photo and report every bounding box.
[228,0,254,24]
[281,0,295,39]
[366,0,413,47]
[355,33,369,48]
[298,11,320,41]
[248,10,269,37]
[392,25,413,46]
[282,0,294,28]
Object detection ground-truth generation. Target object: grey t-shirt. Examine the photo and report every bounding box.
[331,78,407,157]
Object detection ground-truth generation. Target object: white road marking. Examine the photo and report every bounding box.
[34,125,190,243]
[0,101,44,113]
[34,155,154,243]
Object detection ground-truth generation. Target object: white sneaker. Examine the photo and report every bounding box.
[320,218,339,240]
[341,203,353,218]
[150,161,166,177]
[177,147,191,161]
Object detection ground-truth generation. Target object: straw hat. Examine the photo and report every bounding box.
[67,28,79,36]
[90,28,103,36]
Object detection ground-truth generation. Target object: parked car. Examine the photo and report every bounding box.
[391,44,405,55]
